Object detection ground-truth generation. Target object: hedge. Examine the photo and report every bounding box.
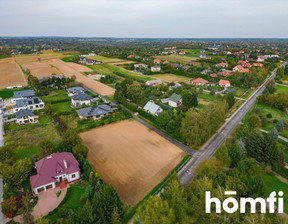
[138,108,156,123]
[123,101,138,112]
[159,103,172,111]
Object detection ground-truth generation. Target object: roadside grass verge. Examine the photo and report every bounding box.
[276,84,288,94]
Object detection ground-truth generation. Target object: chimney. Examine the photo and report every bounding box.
[63,159,67,169]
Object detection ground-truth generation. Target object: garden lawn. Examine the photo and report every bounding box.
[41,89,71,104]
[46,184,86,222]
[0,87,30,99]
[197,92,218,102]
[261,173,288,213]
[51,101,73,114]
[276,84,288,94]
[15,147,37,160]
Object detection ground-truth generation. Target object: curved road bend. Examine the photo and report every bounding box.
[178,62,287,185]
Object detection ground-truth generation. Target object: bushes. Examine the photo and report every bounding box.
[53,115,67,133]
[123,101,138,112]
[138,108,156,122]
[159,103,172,111]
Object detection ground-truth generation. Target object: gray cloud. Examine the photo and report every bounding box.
[0,0,287,38]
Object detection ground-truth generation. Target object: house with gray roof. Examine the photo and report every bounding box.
[67,87,85,97]
[13,97,45,113]
[71,94,93,108]
[143,101,163,116]
[11,89,35,103]
[76,104,113,120]
[168,93,182,107]
[15,109,38,124]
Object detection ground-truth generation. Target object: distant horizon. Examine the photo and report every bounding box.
[1,0,287,38]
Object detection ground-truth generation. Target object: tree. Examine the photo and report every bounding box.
[77,200,96,223]
[166,119,176,134]
[276,120,284,132]
[135,196,175,224]
[127,84,144,104]
[214,144,231,167]
[72,144,88,159]
[269,128,278,142]
[58,129,82,152]
[157,111,170,128]
[225,92,235,109]
[266,80,277,94]
[20,194,34,224]
[35,215,51,224]
[248,113,261,130]
[245,132,278,164]
[182,92,198,109]
[238,138,247,156]
[38,139,55,158]
[0,145,16,163]
[44,104,53,116]
[228,142,242,167]
[247,176,265,198]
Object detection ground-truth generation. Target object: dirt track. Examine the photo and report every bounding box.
[80,120,185,205]
[0,58,27,89]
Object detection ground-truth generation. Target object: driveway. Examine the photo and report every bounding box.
[13,187,67,223]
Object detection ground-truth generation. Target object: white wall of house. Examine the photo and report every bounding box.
[13,103,45,113]
[33,182,56,194]
[16,116,38,124]
[71,99,91,107]
[169,100,178,108]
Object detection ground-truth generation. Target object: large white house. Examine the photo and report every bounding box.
[11,89,35,103]
[71,93,93,108]
[13,97,45,113]
[30,152,80,194]
[15,109,38,124]
[168,93,182,108]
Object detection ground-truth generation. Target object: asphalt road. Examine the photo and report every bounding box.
[178,62,287,185]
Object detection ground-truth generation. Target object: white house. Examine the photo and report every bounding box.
[67,87,85,97]
[15,109,38,124]
[13,97,45,113]
[11,89,35,103]
[30,152,80,194]
[143,101,163,116]
[71,93,93,108]
[151,66,161,72]
[218,79,231,88]
[145,79,162,86]
[168,93,182,108]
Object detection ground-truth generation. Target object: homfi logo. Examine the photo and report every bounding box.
[205,191,284,214]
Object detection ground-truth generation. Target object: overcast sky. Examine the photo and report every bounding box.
[0,0,287,38]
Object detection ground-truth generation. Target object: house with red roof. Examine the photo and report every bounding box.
[30,152,80,194]
[153,58,161,64]
[210,73,217,77]
[219,70,233,77]
[218,79,231,88]
[216,62,228,68]
[233,65,249,73]
[179,51,186,55]
[191,78,209,86]
[163,60,169,64]
[127,55,134,58]
[257,56,265,62]
[238,60,246,65]
[253,63,264,67]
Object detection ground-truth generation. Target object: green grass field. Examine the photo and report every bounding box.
[88,63,154,81]
[276,84,288,94]
[88,55,128,63]
[15,147,38,160]
[41,89,71,104]
[0,87,31,99]
[197,92,218,102]
[51,101,73,114]
[262,173,288,213]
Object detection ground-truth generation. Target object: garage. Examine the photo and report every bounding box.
[46,184,53,190]
[37,187,45,193]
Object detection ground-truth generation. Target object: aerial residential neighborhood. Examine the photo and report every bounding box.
[0,1,288,224]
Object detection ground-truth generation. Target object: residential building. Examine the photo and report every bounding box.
[15,109,38,124]
[13,97,45,113]
[76,105,113,120]
[163,60,169,65]
[201,69,213,75]
[171,63,181,68]
[85,59,95,65]
[30,152,80,194]
[11,89,35,103]
[191,78,209,86]
[143,57,150,61]
[143,101,163,116]
[210,73,217,77]
[168,93,182,108]
[71,94,93,108]
[151,66,161,72]
[145,79,162,86]
[67,87,85,97]
[253,63,264,67]
[219,70,233,77]
[257,56,265,62]
[179,51,186,55]
[218,79,231,88]
[233,65,249,73]
[199,54,207,59]
[134,64,148,69]
[216,63,228,68]
[153,58,161,64]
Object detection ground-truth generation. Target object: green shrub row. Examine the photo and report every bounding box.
[123,101,138,112]
[138,108,156,122]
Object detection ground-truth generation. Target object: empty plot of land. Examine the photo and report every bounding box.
[154,55,200,65]
[88,55,128,63]
[21,61,61,77]
[48,59,115,96]
[80,120,185,205]
[0,58,27,89]
[152,73,190,82]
